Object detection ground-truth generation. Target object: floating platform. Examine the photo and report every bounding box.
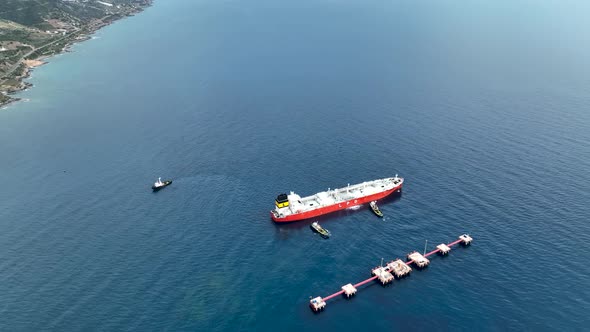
[308,234,473,312]
[386,259,412,278]
[459,234,473,245]
[407,251,430,268]
[436,243,451,255]
[309,296,326,312]
[371,266,394,285]
[341,283,357,297]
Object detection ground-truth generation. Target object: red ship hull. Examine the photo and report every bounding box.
[271,182,403,223]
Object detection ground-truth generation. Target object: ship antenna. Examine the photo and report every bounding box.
[423,239,428,255]
[380,257,384,268]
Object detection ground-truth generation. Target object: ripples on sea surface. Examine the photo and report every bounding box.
[1,0,589,330]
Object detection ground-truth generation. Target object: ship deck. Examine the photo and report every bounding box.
[291,177,401,213]
[271,176,404,221]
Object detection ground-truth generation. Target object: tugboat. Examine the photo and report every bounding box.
[310,221,331,238]
[369,201,384,218]
[152,177,172,191]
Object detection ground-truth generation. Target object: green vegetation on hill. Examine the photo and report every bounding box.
[0,0,151,27]
[0,93,10,104]
[0,20,53,47]
[0,0,152,106]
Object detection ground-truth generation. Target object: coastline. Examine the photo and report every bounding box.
[0,1,153,109]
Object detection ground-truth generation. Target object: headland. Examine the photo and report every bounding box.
[0,0,153,108]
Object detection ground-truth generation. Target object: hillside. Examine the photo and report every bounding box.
[0,0,152,106]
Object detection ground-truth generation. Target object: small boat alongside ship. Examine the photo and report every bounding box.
[152,177,172,191]
[369,201,384,218]
[310,221,331,238]
[271,175,403,223]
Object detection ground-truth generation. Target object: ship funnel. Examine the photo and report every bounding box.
[275,193,290,209]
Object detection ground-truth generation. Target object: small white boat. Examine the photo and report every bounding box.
[152,177,172,191]
[310,221,331,238]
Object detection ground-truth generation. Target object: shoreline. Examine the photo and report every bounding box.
[0,2,153,109]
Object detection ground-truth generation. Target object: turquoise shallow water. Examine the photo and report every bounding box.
[1,0,590,330]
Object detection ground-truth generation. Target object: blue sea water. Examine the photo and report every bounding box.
[1,0,590,330]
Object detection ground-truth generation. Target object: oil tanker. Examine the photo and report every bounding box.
[271,175,403,222]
